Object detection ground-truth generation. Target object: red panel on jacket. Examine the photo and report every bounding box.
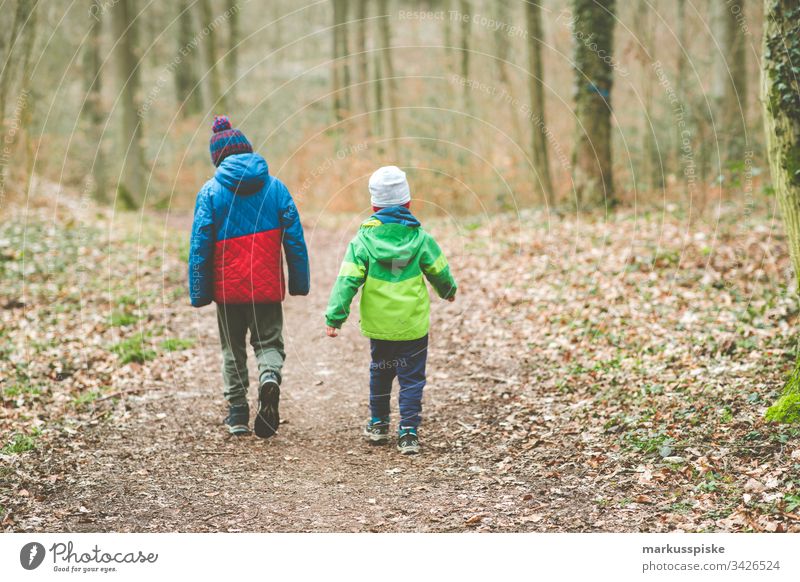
[213,228,285,304]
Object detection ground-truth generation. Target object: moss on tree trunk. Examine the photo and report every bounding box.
[762,0,800,423]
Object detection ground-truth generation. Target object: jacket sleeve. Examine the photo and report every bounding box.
[325,237,367,328]
[420,232,457,299]
[279,184,310,296]
[188,187,215,307]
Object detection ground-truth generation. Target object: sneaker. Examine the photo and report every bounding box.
[363,417,390,444]
[254,374,280,439]
[397,427,420,455]
[224,403,250,436]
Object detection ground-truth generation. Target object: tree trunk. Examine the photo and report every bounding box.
[332,0,344,121]
[0,0,27,196]
[226,0,239,108]
[113,0,146,208]
[459,0,471,113]
[762,0,800,423]
[8,0,38,197]
[713,0,748,167]
[525,0,553,199]
[377,0,399,158]
[635,0,662,192]
[442,0,453,70]
[373,51,384,139]
[675,0,686,175]
[175,0,203,117]
[199,0,225,111]
[339,0,351,114]
[356,0,370,135]
[571,0,615,207]
[84,2,107,201]
[0,0,26,127]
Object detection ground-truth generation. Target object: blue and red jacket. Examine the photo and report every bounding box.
[189,153,310,306]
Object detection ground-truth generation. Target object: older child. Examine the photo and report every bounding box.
[189,115,309,437]
[325,166,457,454]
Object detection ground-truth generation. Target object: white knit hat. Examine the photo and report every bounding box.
[368,166,411,207]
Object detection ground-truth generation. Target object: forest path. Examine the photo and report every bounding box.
[41,220,610,533]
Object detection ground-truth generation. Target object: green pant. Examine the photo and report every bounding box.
[216,303,285,406]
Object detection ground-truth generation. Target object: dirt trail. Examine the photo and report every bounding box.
[29,222,600,533]
[8,196,800,534]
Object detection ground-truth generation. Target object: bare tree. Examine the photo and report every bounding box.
[332,0,345,121]
[84,1,108,201]
[377,0,399,156]
[675,0,687,174]
[226,0,239,108]
[459,0,471,113]
[571,0,616,207]
[175,0,203,117]
[355,0,370,134]
[199,0,225,111]
[712,0,748,166]
[0,0,28,131]
[762,0,800,424]
[525,0,553,198]
[634,0,662,191]
[113,0,147,208]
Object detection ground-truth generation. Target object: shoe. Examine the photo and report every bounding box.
[254,374,280,438]
[224,403,250,436]
[363,417,390,444]
[397,427,420,455]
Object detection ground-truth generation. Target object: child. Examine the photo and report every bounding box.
[189,115,309,438]
[325,166,457,454]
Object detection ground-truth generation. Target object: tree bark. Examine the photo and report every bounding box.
[675,0,687,175]
[459,0,471,114]
[199,0,225,111]
[713,0,748,166]
[175,0,203,117]
[339,0,351,114]
[634,0,662,191]
[112,0,146,208]
[84,1,107,201]
[525,0,553,199]
[356,0,370,134]
[377,0,399,157]
[571,0,615,207]
[332,0,344,121]
[762,0,800,423]
[226,0,239,108]
[0,0,27,128]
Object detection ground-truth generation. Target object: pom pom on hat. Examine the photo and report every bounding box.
[212,115,232,133]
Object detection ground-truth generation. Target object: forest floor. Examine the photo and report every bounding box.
[2,183,800,532]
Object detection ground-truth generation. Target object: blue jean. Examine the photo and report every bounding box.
[369,335,428,428]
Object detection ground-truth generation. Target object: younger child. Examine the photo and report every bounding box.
[325,166,457,454]
[189,115,310,438]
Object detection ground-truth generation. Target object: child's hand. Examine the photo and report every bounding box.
[326,326,339,337]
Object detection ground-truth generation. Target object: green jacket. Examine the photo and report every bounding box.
[325,206,457,340]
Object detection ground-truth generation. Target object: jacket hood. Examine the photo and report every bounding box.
[358,206,423,265]
[214,152,268,195]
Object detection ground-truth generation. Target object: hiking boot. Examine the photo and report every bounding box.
[224,403,250,436]
[254,374,280,439]
[397,427,420,455]
[363,417,390,444]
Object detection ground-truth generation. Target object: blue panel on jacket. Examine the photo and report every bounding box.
[210,153,285,241]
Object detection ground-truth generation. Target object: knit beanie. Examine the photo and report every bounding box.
[368,166,411,208]
[209,115,253,166]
